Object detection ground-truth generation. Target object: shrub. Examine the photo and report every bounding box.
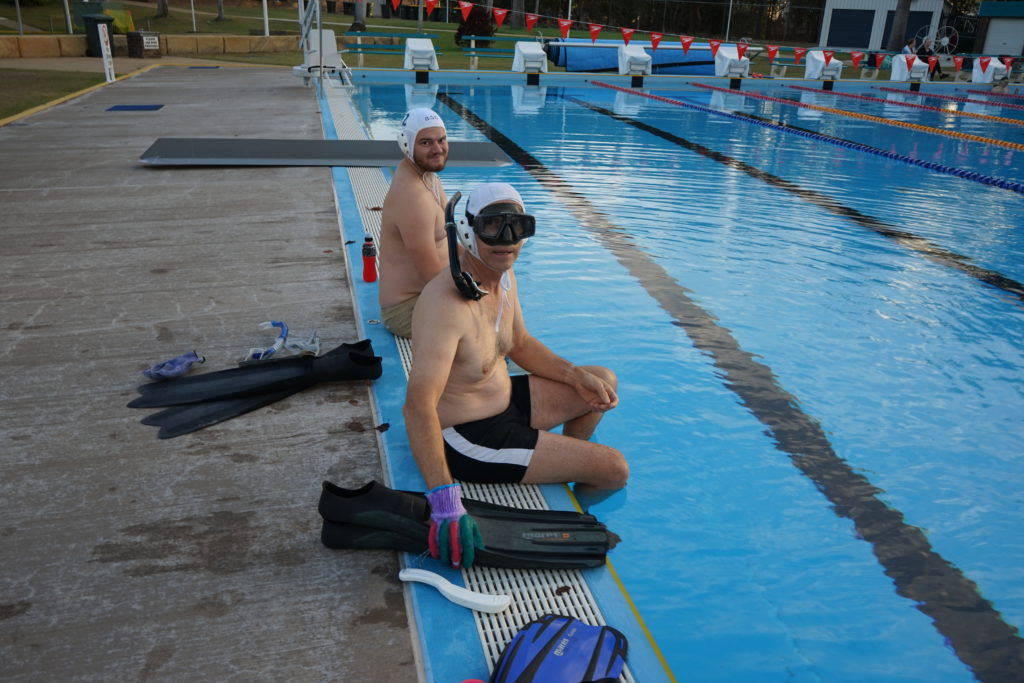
[454,5,494,47]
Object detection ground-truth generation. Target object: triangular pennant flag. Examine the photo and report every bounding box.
[736,42,748,60]
[904,54,916,71]
[822,49,834,66]
[492,7,507,27]
[458,0,473,21]
[649,32,662,51]
[766,45,779,62]
[1002,56,1014,71]
[793,47,807,64]
[392,0,401,11]
[850,51,864,68]
[558,18,572,39]
[588,24,602,43]
[708,39,721,57]
[525,12,538,32]
[680,35,693,55]
[621,27,634,45]
[953,56,964,72]
[425,0,438,14]
[927,55,938,72]
[979,56,991,73]
[874,52,886,68]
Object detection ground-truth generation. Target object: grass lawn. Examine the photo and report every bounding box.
[0,69,107,120]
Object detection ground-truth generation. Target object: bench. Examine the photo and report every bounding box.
[462,35,540,69]
[342,31,440,67]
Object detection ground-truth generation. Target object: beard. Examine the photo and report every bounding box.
[413,149,448,173]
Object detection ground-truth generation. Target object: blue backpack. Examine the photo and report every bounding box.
[489,614,628,683]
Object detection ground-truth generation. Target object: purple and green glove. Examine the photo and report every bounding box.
[425,483,484,569]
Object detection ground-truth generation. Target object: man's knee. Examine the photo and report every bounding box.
[594,445,629,489]
[584,365,617,390]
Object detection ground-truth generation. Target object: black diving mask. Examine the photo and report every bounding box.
[468,203,536,246]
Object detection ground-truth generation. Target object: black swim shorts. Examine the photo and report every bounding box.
[442,374,539,484]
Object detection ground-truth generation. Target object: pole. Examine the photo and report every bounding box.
[724,0,733,41]
[262,0,269,35]
[62,0,73,33]
[190,0,197,32]
[14,0,24,35]
[566,0,572,22]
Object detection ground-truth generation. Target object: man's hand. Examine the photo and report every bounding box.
[425,483,484,569]
[574,369,619,413]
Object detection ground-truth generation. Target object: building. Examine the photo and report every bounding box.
[818,0,951,50]
[976,1,1024,55]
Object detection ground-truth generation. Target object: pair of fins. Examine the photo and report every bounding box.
[129,340,382,439]
[489,614,628,683]
[319,480,617,570]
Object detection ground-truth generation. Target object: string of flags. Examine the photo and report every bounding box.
[391,0,1016,74]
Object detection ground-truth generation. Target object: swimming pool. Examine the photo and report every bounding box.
[337,77,1023,681]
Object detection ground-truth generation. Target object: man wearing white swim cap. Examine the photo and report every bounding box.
[378,108,451,338]
[404,183,629,568]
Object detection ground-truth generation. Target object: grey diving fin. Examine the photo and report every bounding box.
[129,340,379,409]
[317,481,614,570]
[139,387,299,438]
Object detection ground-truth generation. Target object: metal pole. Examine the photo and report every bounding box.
[14,0,24,36]
[262,0,269,35]
[190,0,197,32]
[725,0,733,41]
[63,0,73,34]
[566,0,572,22]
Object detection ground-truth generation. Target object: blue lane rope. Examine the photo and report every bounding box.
[592,81,1024,196]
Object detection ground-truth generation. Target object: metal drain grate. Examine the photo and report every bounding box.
[321,78,633,681]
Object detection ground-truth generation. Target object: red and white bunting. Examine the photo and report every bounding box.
[558,18,572,39]
[793,47,807,64]
[736,42,748,60]
[904,54,916,71]
[493,7,507,28]
[766,44,779,62]
[589,24,602,43]
[927,55,938,72]
[708,39,721,57]
[874,52,886,68]
[850,51,863,68]
[1001,56,1014,71]
[525,13,538,32]
[822,49,834,66]
[458,0,473,21]
[979,56,991,73]
[425,0,438,14]
[680,35,693,55]
[621,27,634,45]
[649,32,663,51]
[391,0,401,12]
[953,56,964,71]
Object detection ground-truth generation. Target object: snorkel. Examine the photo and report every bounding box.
[444,192,489,301]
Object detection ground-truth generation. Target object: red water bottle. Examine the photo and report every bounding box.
[361,235,377,283]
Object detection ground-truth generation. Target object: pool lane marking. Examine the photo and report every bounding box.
[438,92,1024,683]
[875,85,1024,113]
[691,82,1024,152]
[593,81,1024,195]
[585,84,1024,306]
[786,84,1024,126]
[966,88,1024,102]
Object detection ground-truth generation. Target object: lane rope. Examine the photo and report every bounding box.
[966,88,1024,102]
[786,84,1024,127]
[875,85,1024,112]
[590,81,1024,194]
[687,82,1024,152]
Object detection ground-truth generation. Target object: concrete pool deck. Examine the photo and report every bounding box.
[0,64,418,680]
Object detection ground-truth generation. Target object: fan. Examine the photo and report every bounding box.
[914,24,960,53]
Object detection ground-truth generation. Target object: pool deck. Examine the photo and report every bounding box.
[0,64,418,681]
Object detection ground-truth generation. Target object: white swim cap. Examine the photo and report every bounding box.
[398,108,446,162]
[457,183,527,259]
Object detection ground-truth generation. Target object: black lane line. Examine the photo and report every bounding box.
[565,94,1024,307]
[437,92,1024,682]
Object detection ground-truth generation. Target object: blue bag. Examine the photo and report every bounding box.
[489,614,628,683]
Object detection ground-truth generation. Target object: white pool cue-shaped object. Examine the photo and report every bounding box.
[399,568,511,613]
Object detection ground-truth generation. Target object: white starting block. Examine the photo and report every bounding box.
[972,58,1009,83]
[805,50,843,80]
[404,38,439,71]
[617,44,652,75]
[512,41,547,73]
[714,46,750,78]
[292,29,341,84]
[890,55,929,82]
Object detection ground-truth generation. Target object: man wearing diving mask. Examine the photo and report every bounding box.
[404,182,629,569]
[378,108,450,339]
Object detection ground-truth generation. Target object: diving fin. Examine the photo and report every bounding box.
[318,481,614,570]
[139,387,299,438]
[489,614,628,683]
[128,340,380,409]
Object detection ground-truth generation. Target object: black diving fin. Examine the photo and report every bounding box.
[318,481,615,570]
[130,340,382,438]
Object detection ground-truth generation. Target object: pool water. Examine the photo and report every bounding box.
[350,80,1024,682]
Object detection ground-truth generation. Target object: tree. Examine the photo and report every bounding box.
[887,0,912,51]
[215,0,225,21]
[351,0,367,31]
[154,0,168,19]
[510,0,525,28]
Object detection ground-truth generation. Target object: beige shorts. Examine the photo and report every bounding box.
[380,295,418,339]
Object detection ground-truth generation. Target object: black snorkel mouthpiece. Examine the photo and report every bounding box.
[445,191,488,301]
